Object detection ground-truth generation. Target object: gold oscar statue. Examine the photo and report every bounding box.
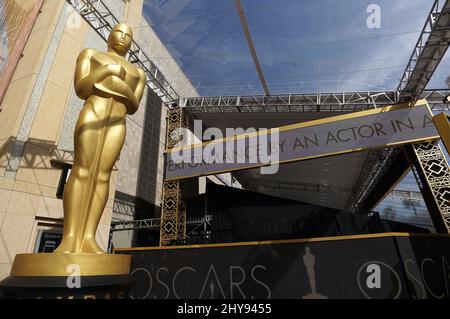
[10,24,146,277]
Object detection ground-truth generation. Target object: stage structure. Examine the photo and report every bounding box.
[353,0,450,233]
[349,0,450,233]
[160,100,450,241]
[1,0,438,300]
[64,0,450,243]
[157,0,450,243]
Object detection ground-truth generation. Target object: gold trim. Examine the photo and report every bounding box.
[167,99,428,153]
[10,253,131,277]
[114,232,450,252]
[433,112,450,154]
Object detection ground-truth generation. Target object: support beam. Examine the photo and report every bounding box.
[234,0,270,95]
[397,0,450,103]
[112,218,161,232]
[108,216,209,251]
[181,90,450,113]
[399,0,450,233]
[349,0,450,234]
[110,217,206,232]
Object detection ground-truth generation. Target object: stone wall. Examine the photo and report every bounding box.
[0,0,199,274]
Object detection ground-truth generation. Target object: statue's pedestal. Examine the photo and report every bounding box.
[0,253,133,299]
[0,275,134,299]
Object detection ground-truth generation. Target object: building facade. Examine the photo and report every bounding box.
[0,0,197,279]
[1,0,446,283]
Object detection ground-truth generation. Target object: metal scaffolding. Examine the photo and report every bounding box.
[66,0,179,104]
[75,0,450,242]
[181,90,450,113]
[108,216,211,251]
[111,218,161,232]
[110,217,209,233]
[235,0,270,95]
[348,0,450,234]
[397,0,450,103]
[175,0,450,235]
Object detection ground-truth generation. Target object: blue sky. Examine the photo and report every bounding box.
[142,0,449,96]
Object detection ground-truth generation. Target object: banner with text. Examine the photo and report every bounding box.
[117,234,450,299]
[164,101,439,181]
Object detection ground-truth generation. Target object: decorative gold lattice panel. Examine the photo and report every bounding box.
[160,107,190,245]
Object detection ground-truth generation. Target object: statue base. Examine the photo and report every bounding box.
[0,253,133,299]
[10,253,130,276]
[302,293,328,299]
[0,275,134,299]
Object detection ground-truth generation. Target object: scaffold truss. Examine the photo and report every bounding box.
[180,90,450,113]
[76,0,450,244]
[111,218,161,232]
[397,0,450,103]
[110,217,208,232]
[349,0,450,230]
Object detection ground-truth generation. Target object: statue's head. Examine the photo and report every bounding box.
[108,23,133,56]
